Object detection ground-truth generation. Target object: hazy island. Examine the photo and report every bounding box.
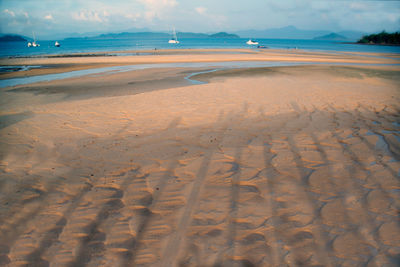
[357,31,400,45]
[208,32,240,38]
[313,32,347,41]
[0,34,27,42]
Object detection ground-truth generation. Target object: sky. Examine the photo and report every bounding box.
[1,0,399,38]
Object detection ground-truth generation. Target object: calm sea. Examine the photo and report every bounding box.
[1,37,400,58]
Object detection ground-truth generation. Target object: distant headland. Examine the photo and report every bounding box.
[0,35,27,42]
[357,31,400,46]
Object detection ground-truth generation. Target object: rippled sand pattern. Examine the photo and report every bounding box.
[0,64,399,267]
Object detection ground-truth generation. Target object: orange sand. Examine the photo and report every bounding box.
[0,50,399,266]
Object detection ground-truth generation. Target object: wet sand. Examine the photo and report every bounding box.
[0,49,400,266]
[1,48,399,79]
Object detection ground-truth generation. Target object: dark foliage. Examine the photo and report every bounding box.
[357,31,400,45]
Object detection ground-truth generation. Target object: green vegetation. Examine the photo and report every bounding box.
[357,31,400,45]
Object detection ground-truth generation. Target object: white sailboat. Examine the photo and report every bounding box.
[246,39,259,45]
[168,28,179,44]
[55,41,60,47]
[27,31,40,47]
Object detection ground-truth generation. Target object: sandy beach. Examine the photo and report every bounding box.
[0,49,399,266]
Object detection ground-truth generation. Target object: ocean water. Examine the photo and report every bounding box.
[1,37,400,58]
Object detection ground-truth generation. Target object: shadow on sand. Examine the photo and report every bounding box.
[0,103,399,266]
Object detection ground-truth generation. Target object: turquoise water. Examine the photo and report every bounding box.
[1,37,400,58]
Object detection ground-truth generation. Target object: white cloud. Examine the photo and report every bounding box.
[139,0,177,9]
[4,9,15,17]
[195,7,207,15]
[192,6,226,29]
[72,10,103,22]
[1,0,399,38]
[143,11,156,21]
[138,0,178,21]
[125,13,141,21]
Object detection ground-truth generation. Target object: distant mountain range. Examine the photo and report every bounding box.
[2,31,240,42]
[65,31,239,40]
[234,26,365,41]
[1,26,366,42]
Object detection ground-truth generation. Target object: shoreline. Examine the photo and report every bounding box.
[1,60,400,89]
[349,42,400,47]
[1,64,399,108]
[2,48,258,58]
[1,48,399,80]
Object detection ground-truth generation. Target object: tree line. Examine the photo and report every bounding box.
[357,31,400,45]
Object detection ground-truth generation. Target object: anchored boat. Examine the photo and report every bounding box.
[246,39,259,45]
[168,28,180,44]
